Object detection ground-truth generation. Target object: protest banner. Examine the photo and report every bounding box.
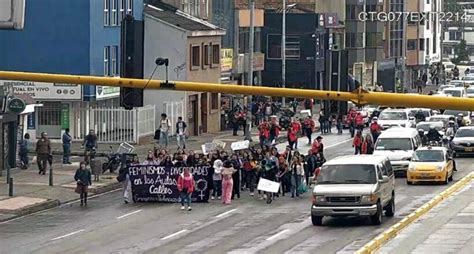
[128,164,211,203]
[257,178,280,193]
[231,140,250,151]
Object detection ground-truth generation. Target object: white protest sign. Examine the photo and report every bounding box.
[257,178,281,193]
[212,139,226,149]
[231,140,250,151]
[202,143,217,155]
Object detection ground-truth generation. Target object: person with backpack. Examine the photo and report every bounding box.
[159,113,171,147]
[369,117,382,142]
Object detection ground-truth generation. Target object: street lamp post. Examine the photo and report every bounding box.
[282,0,286,106]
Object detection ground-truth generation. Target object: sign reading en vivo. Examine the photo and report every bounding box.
[96,86,120,100]
[1,80,82,100]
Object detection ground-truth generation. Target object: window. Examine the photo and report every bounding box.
[449,31,462,41]
[111,0,118,26]
[407,39,417,50]
[366,32,383,47]
[111,46,118,76]
[203,44,210,67]
[190,45,200,70]
[286,36,300,60]
[120,0,126,21]
[212,44,220,65]
[211,93,218,110]
[126,0,133,15]
[346,5,363,20]
[419,38,425,51]
[104,46,110,76]
[346,33,364,48]
[267,34,282,59]
[104,0,110,26]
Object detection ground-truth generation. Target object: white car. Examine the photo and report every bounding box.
[466,86,474,98]
[462,75,474,86]
[378,109,415,129]
[443,110,472,125]
[449,80,465,88]
[441,87,466,98]
[437,84,454,93]
[443,62,455,74]
[427,115,454,128]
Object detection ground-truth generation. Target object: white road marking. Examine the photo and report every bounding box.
[215,208,238,218]
[325,138,352,148]
[266,229,290,241]
[161,229,188,240]
[51,229,85,241]
[117,209,143,219]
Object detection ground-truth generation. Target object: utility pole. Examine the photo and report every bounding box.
[281,0,286,106]
[245,0,255,141]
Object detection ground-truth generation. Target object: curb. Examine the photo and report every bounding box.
[355,171,474,254]
[0,181,123,223]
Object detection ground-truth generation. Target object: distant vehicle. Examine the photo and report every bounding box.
[416,121,445,136]
[443,110,472,125]
[441,87,466,98]
[461,75,474,86]
[451,126,474,157]
[443,62,455,73]
[407,108,432,119]
[449,80,465,88]
[437,84,454,93]
[466,86,474,98]
[311,155,395,226]
[427,115,454,128]
[407,146,454,185]
[374,128,422,173]
[378,109,415,129]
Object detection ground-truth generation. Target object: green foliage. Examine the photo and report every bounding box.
[452,39,469,64]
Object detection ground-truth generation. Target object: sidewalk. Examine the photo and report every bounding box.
[1,123,335,222]
[377,181,474,254]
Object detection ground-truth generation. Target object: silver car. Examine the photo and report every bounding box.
[311,155,395,226]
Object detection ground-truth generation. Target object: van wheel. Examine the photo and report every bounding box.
[311,215,323,226]
[371,201,383,225]
[384,195,395,217]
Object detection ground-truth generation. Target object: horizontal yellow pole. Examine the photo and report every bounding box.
[1,71,474,111]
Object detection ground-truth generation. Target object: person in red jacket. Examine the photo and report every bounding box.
[177,167,195,211]
[369,117,382,142]
[347,108,357,137]
[258,120,270,148]
[287,125,298,150]
[361,134,375,154]
[311,138,320,155]
[290,118,301,148]
[355,112,365,131]
[303,116,315,144]
[353,130,363,155]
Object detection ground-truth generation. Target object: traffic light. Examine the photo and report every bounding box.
[120,15,144,110]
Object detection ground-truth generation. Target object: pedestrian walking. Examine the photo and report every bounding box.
[336,113,343,134]
[303,116,315,144]
[159,113,171,147]
[287,125,298,150]
[176,116,187,149]
[291,118,301,148]
[304,98,314,116]
[19,133,31,169]
[117,165,131,203]
[243,155,257,196]
[82,129,97,164]
[74,161,92,206]
[35,132,51,175]
[277,156,289,196]
[221,160,235,205]
[269,117,280,145]
[353,130,363,155]
[62,128,72,164]
[290,99,298,113]
[416,77,424,94]
[315,136,324,160]
[231,154,241,199]
[177,167,195,211]
[369,117,382,142]
[362,134,375,154]
[212,159,223,200]
[318,109,326,134]
[290,156,304,198]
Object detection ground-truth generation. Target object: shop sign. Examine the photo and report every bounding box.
[60,104,70,129]
[0,80,82,100]
[96,86,120,100]
[7,97,26,113]
[27,113,35,129]
[221,49,233,72]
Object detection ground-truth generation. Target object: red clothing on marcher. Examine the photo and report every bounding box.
[177,172,195,193]
[303,118,315,131]
[355,113,364,126]
[370,122,381,133]
[288,127,298,142]
[353,135,362,147]
[311,139,320,154]
[258,122,270,138]
[291,121,301,133]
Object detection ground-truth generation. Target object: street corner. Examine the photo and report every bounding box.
[0,196,59,218]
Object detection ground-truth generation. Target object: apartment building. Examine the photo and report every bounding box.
[442,2,474,62]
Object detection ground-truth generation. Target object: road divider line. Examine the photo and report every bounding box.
[215,209,238,218]
[117,209,143,219]
[325,138,352,149]
[161,229,188,240]
[51,229,85,241]
[356,171,474,254]
[266,229,290,241]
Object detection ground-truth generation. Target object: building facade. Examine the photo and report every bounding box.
[143,4,225,136]
[442,2,474,62]
[0,0,143,139]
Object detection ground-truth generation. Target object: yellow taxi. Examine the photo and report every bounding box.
[407,146,454,185]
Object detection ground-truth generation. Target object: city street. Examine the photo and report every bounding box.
[1,134,473,254]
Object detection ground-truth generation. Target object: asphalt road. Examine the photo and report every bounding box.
[1,139,473,254]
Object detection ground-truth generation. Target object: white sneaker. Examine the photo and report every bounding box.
[181,206,185,210]
[217,196,221,200]
[211,196,215,200]
[187,206,192,211]
[250,192,255,196]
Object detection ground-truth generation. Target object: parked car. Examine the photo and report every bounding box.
[407,146,455,185]
[311,155,395,226]
[441,87,467,98]
[377,109,415,129]
[451,126,474,157]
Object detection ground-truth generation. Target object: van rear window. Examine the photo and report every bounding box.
[318,165,376,184]
[375,138,413,151]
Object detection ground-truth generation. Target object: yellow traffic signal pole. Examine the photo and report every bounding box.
[1,71,473,111]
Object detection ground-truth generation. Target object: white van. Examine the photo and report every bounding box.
[378,109,415,129]
[373,128,422,173]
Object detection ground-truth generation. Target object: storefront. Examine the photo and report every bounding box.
[2,80,83,139]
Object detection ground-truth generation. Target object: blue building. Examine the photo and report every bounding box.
[0,0,143,139]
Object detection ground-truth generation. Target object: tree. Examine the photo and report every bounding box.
[452,39,469,64]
